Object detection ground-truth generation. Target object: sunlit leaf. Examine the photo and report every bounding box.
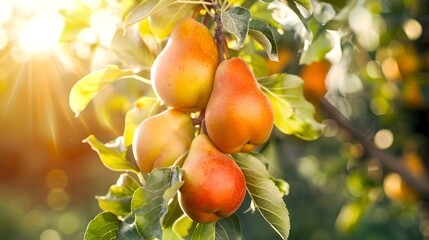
[161,196,184,228]
[148,1,195,41]
[233,153,290,240]
[131,167,184,239]
[117,215,142,240]
[111,27,155,69]
[221,6,251,47]
[299,30,334,65]
[69,65,150,117]
[173,214,196,239]
[292,0,313,13]
[96,174,140,217]
[258,74,324,140]
[191,223,215,240]
[318,0,347,10]
[123,97,163,146]
[84,135,139,173]
[162,227,183,240]
[84,212,120,240]
[124,0,159,26]
[248,18,278,61]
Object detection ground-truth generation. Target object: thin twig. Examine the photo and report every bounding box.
[319,98,429,200]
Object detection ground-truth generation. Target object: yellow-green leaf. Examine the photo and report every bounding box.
[259,74,324,140]
[84,135,139,173]
[233,153,290,240]
[69,65,149,117]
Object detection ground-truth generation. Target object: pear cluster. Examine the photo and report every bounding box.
[132,17,274,224]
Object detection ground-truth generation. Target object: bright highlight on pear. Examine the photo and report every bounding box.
[205,57,274,154]
[151,17,219,112]
[132,109,194,173]
[179,134,246,223]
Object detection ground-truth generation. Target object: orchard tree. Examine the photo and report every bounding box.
[66,0,429,239]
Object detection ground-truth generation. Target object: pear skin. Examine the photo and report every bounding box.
[151,17,219,112]
[132,109,194,173]
[205,57,274,154]
[179,134,246,223]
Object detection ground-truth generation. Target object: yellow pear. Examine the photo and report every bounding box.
[151,17,219,112]
[205,57,274,153]
[179,134,246,223]
[132,109,194,173]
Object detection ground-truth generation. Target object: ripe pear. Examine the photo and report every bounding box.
[205,57,274,154]
[179,134,246,223]
[132,109,194,173]
[151,17,219,112]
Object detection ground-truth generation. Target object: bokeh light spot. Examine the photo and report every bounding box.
[47,188,69,211]
[403,18,422,41]
[57,212,81,235]
[40,229,62,240]
[374,129,394,149]
[370,97,389,116]
[46,169,68,189]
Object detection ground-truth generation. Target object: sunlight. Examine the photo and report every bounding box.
[19,12,65,54]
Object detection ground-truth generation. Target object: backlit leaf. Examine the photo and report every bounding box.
[84,135,139,173]
[258,74,324,140]
[84,212,120,240]
[69,65,150,117]
[124,0,159,26]
[299,30,334,65]
[131,167,183,239]
[191,223,215,240]
[221,6,251,47]
[233,153,290,240]
[248,18,278,61]
[96,174,141,217]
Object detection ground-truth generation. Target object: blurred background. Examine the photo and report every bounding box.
[0,0,428,239]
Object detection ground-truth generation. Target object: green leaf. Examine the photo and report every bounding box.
[161,196,184,228]
[173,214,196,239]
[124,0,159,26]
[123,97,163,146]
[190,212,242,240]
[221,6,251,47]
[148,0,196,41]
[192,223,215,240]
[214,215,242,240]
[292,0,313,13]
[131,167,184,239]
[84,135,139,173]
[233,153,290,240]
[258,74,324,140]
[117,215,142,239]
[84,212,121,240]
[69,65,133,117]
[96,174,141,216]
[299,30,334,65]
[110,27,155,69]
[248,18,278,61]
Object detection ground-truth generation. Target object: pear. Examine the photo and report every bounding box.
[132,109,194,173]
[151,17,219,112]
[205,57,274,154]
[179,134,246,223]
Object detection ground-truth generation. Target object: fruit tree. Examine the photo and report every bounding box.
[66,0,429,239]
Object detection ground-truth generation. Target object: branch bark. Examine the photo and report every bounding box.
[319,97,429,201]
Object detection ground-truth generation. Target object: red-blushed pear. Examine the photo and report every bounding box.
[205,57,274,154]
[179,134,246,224]
[132,109,194,173]
[151,17,219,112]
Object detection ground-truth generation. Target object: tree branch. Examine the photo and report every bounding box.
[320,98,429,201]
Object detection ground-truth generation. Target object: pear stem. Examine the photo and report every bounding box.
[213,1,229,62]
